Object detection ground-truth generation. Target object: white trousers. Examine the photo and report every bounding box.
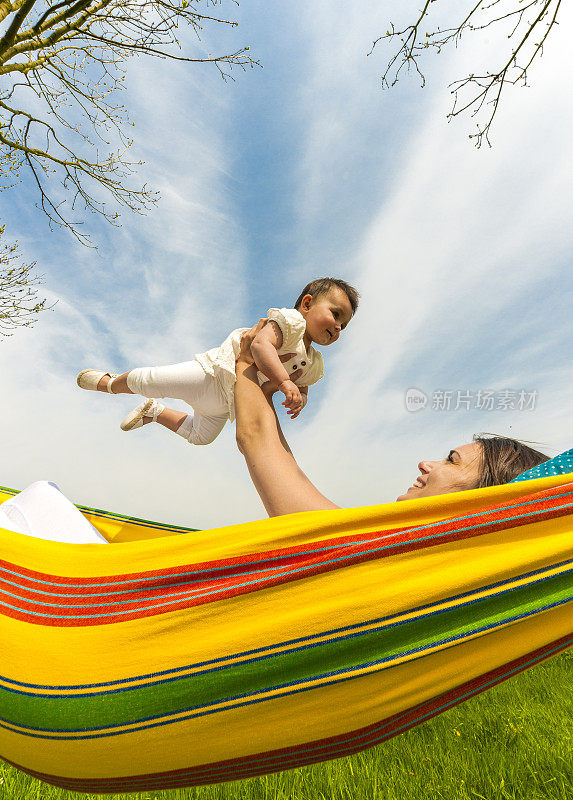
[126,360,229,445]
[0,481,108,543]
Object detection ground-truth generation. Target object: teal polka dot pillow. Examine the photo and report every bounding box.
[510,448,573,482]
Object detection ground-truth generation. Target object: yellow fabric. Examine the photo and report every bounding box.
[1,475,572,784]
[2,604,569,777]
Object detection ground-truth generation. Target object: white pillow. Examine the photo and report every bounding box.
[0,481,108,544]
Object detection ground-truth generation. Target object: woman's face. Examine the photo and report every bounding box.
[396,442,483,502]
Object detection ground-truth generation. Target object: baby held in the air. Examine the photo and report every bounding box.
[77,278,358,446]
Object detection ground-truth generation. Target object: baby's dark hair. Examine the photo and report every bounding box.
[294,278,359,314]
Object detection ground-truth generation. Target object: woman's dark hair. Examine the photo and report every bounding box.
[473,434,549,488]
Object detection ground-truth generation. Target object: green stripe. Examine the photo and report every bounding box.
[2,571,571,732]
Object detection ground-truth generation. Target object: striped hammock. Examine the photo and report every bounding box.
[1,475,572,793]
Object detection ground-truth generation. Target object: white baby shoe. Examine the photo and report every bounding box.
[120,399,165,431]
[77,369,119,392]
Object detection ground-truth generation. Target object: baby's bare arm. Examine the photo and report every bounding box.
[251,321,302,411]
[250,321,289,385]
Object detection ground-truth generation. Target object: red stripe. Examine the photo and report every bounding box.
[2,485,572,627]
[4,483,571,587]
[3,513,571,626]
[7,634,571,793]
[4,484,571,588]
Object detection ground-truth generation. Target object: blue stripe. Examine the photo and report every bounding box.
[1,595,570,735]
[8,639,573,791]
[78,509,194,533]
[2,557,572,692]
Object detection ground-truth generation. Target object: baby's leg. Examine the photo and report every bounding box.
[96,361,205,397]
[135,406,227,445]
[88,372,131,392]
[122,360,230,445]
[123,360,212,405]
[154,407,188,433]
[175,412,228,445]
[101,372,131,393]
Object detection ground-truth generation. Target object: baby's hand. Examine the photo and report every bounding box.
[287,392,307,419]
[261,367,302,400]
[278,379,303,413]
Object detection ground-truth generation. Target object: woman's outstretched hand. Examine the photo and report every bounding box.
[238,319,267,365]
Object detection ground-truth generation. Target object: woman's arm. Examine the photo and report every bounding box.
[235,325,339,517]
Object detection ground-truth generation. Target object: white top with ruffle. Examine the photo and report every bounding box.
[195,308,324,421]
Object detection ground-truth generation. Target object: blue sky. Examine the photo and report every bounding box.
[1,1,572,528]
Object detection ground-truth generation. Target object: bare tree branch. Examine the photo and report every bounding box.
[0,0,259,244]
[369,0,562,147]
[0,224,50,336]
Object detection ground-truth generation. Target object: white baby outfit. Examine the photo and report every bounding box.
[126,308,324,445]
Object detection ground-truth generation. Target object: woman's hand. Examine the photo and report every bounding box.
[238,319,267,365]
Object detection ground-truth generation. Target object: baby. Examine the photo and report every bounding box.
[77,277,359,446]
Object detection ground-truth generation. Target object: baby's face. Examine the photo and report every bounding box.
[301,287,354,347]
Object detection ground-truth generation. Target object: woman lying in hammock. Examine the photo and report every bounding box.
[234,321,550,517]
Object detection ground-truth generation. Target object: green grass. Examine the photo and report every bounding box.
[1,652,571,800]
